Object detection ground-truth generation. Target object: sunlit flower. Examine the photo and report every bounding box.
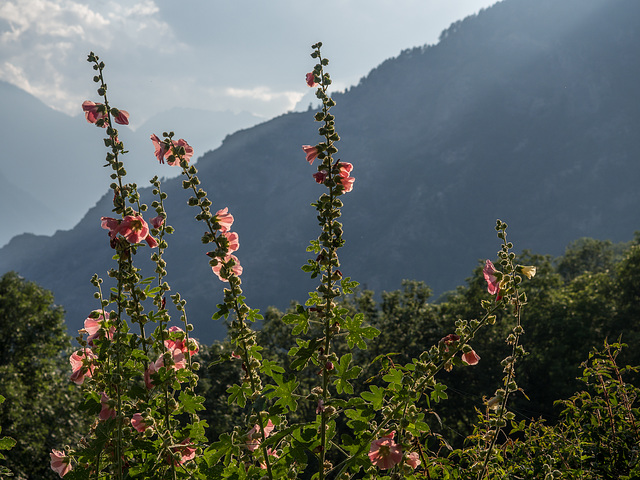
[211,254,243,282]
[483,259,502,299]
[112,108,130,125]
[214,207,234,232]
[99,392,116,421]
[131,413,148,433]
[462,349,481,366]
[50,449,72,477]
[246,419,275,452]
[69,349,97,385]
[519,265,537,279]
[306,72,318,87]
[82,101,107,125]
[84,311,114,346]
[100,215,158,247]
[171,438,196,465]
[150,215,165,229]
[151,134,169,163]
[406,452,421,469]
[337,162,355,192]
[221,230,240,253]
[302,145,319,165]
[368,431,403,470]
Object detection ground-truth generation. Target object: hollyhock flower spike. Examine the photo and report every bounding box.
[302,145,319,165]
[306,72,319,87]
[368,431,403,470]
[50,449,72,477]
[462,349,481,366]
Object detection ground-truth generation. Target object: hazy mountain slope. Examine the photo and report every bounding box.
[1,0,639,343]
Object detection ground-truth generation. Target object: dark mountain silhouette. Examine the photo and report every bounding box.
[2,0,639,343]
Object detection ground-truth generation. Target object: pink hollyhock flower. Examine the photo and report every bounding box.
[313,169,328,184]
[70,349,97,385]
[167,138,194,166]
[150,215,165,229]
[337,162,355,192]
[406,452,421,469]
[84,312,115,346]
[462,350,481,366]
[483,260,501,298]
[50,449,72,477]
[212,254,243,282]
[117,215,150,244]
[82,101,107,125]
[306,72,318,87]
[170,438,196,465]
[99,392,116,421]
[165,326,199,356]
[368,431,403,470]
[112,109,130,125]
[246,419,275,452]
[101,217,120,240]
[151,134,169,163]
[302,145,319,165]
[221,230,240,253]
[260,448,280,469]
[145,348,187,389]
[131,413,147,433]
[214,207,234,232]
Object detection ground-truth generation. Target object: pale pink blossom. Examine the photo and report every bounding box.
[214,207,234,232]
[101,215,158,247]
[167,138,194,166]
[150,134,193,165]
[164,326,199,356]
[131,413,148,433]
[260,448,279,469]
[406,452,421,469]
[50,449,72,477]
[84,312,114,345]
[171,438,196,465]
[368,431,403,470]
[337,162,355,193]
[151,134,169,163]
[99,392,116,421]
[70,349,97,385]
[306,72,318,87]
[221,231,240,253]
[82,101,107,125]
[112,109,130,125]
[483,260,501,298]
[462,350,481,366]
[302,145,319,165]
[150,215,165,229]
[145,348,187,389]
[246,419,275,452]
[212,254,243,282]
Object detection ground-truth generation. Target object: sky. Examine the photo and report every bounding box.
[0,0,500,127]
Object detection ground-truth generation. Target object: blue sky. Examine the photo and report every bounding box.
[0,0,499,125]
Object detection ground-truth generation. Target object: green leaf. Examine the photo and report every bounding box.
[333,353,362,395]
[0,436,16,450]
[343,313,379,349]
[264,374,299,413]
[360,385,385,410]
[178,391,205,414]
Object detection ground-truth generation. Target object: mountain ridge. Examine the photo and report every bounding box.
[2,0,639,343]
